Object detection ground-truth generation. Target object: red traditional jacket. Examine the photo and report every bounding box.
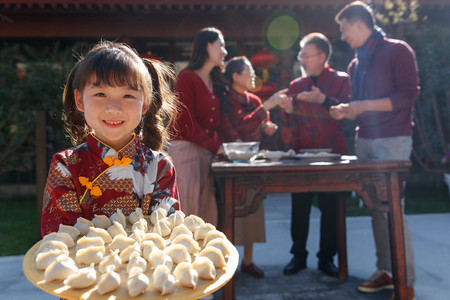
[222,88,270,142]
[280,65,351,154]
[169,69,239,154]
[41,133,180,236]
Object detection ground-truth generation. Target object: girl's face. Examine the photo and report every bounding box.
[233,62,255,91]
[206,35,228,67]
[74,80,149,150]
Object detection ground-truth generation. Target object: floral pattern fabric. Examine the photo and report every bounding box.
[41,133,179,236]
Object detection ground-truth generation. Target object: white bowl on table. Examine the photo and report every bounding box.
[223,142,260,162]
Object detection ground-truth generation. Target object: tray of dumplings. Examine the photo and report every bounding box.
[23,207,239,299]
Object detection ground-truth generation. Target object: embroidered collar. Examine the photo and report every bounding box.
[86,133,139,160]
[79,133,138,200]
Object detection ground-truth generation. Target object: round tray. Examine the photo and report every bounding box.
[23,239,239,300]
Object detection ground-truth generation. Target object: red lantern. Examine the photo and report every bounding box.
[250,49,279,70]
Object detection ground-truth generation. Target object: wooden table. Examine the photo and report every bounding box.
[212,156,411,300]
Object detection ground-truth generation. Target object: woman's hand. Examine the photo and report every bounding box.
[264,88,292,111]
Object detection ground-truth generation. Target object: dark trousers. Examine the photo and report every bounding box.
[289,192,341,262]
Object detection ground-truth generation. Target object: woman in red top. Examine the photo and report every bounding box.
[168,27,239,226]
[221,56,288,278]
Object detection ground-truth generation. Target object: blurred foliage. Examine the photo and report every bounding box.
[0,42,84,177]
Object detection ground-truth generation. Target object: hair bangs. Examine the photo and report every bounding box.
[75,46,146,92]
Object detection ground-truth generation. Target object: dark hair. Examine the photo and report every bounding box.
[185,27,224,71]
[300,32,332,64]
[335,1,376,29]
[224,56,251,84]
[62,40,178,151]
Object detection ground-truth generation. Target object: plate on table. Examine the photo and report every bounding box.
[299,148,332,154]
[294,152,341,161]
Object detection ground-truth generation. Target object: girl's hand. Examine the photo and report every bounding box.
[263,122,278,136]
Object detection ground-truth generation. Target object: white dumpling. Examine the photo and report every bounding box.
[169,224,193,241]
[173,262,199,289]
[149,207,167,225]
[57,224,80,240]
[127,268,149,297]
[74,217,93,236]
[86,227,112,244]
[98,249,122,273]
[129,207,144,225]
[44,255,78,282]
[204,237,231,258]
[141,240,156,260]
[163,244,191,264]
[35,251,67,270]
[171,234,200,255]
[64,263,97,289]
[147,248,173,270]
[97,265,121,295]
[76,236,105,250]
[202,230,227,248]
[75,245,105,265]
[152,265,175,296]
[109,234,136,252]
[37,240,68,254]
[126,252,147,274]
[141,233,165,249]
[192,256,216,280]
[120,243,141,263]
[166,210,185,229]
[109,208,127,229]
[131,218,148,233]
[183,215,205,233]
[129,228,145,244]
[194,223,216,241]
[198,246,226,268]
[92,214,112,229]
[107,221,127,239]
[42,232,74,248]
[152,219,171,237]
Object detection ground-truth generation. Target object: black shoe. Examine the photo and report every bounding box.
[318,260,338,277]
[283,256,306,276]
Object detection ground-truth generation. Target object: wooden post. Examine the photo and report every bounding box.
[35,111,47,239]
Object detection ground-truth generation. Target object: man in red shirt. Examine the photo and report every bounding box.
[280,32,351,277]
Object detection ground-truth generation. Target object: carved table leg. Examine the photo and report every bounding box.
[387,173,408,300]
[336,193,348,280]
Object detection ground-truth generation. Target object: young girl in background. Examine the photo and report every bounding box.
[221,56,288,278]
[41,41,180,236]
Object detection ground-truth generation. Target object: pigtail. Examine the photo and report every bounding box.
[141,58,179,151]
[62,60,90,146]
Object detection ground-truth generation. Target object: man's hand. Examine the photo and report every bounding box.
[297,86,326,104]
[330,103,358,120]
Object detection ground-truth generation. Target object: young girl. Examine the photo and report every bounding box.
[167,27,239,226]
[41,41,180,236]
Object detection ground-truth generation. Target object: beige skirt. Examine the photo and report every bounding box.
[167,140,218,226]
[234,202,266,245]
